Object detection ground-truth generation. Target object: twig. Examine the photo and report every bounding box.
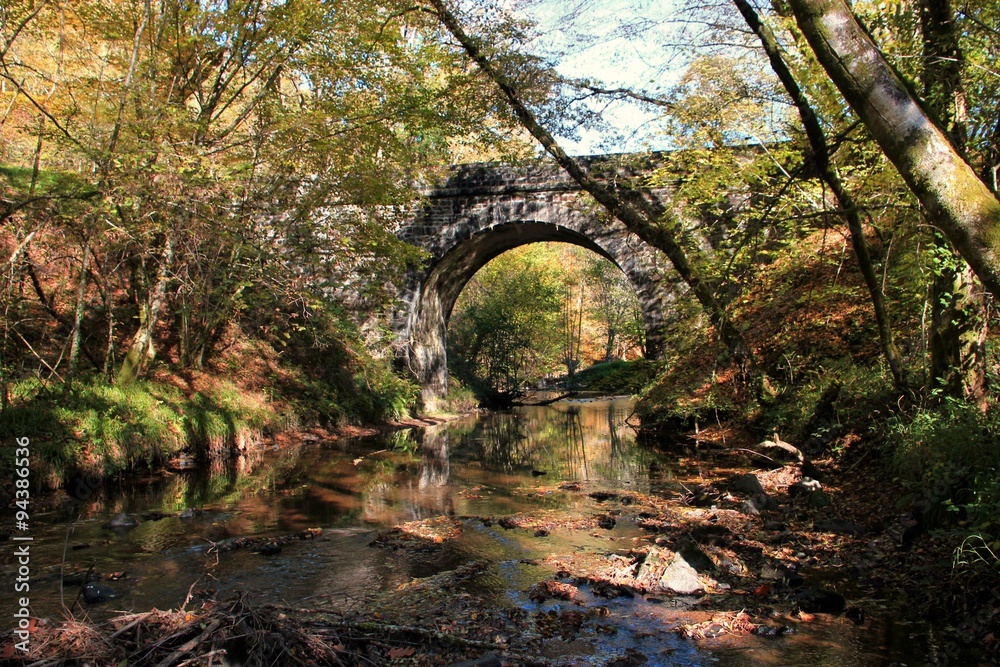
[177,648,227,667]
[731,448,779,465]
[107,611,155,640]
[59,517,76,618]
[69,562,96,614]
[154,618,222,667]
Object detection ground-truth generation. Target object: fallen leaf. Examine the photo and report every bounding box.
[388,646,416,658]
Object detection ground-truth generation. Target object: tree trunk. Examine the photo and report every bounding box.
[735,0,908,391]
[118,231,176,384]
[429,0,757,376]
[67,241,91,379]
[918,0,987,402]
[927,240,987,401]
[786,0,1000,302]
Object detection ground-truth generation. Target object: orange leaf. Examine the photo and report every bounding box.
[388,646,416,658]
[753,583,772,597]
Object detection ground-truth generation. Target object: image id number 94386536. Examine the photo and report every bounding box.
[12,436,32,654]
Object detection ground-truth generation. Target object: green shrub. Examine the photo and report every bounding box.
[886,396,1000,549]
[574,359,655,395]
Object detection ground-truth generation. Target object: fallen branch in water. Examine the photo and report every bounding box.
[512,392,577,406]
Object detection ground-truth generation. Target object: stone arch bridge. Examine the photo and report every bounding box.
[393,153,697,407]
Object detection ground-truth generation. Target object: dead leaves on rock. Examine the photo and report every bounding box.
[677,611,756,639]
[528,580,579,602]
[371,516,462,550]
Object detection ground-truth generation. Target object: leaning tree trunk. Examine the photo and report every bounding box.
[785,0,1000,303]
[429,0,757,376]
[734,0,908,392]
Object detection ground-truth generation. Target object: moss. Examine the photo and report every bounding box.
[0,377,294,491]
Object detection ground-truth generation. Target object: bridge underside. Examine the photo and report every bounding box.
[393,157,682,410]
[398,221,670,409]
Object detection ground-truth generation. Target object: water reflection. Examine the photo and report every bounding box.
[0,398,953,666]
[459,398,651,488]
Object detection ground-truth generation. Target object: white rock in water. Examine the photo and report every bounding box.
[659,551,704,594]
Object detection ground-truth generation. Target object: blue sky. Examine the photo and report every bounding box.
[518,0,684,154]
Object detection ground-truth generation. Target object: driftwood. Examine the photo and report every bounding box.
[511,391,577,407]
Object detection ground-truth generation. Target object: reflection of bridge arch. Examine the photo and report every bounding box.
[394,156,680,406]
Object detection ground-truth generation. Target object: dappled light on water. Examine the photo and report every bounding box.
[2,397,948,665]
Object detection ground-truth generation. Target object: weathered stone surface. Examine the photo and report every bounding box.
[638,547,706,594]
[659,552,704,594]
[741,494,773,515]
[788,477,822,497]
[103,513,138,530]
[392,154,700,406]
[635,546,669,585]
[83,582,117,604]
[678,541,716,574]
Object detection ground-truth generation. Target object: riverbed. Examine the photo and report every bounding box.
[2,397,952,665]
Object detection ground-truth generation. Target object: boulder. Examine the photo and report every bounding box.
[788,478,822,497]
[742,493,777,515]
[635,546,669,585]
[677,541,716,574]
[789,478,831,507]
[83,582,117,604]
[732,473,765,496]
[796,588,846,614]
[659,552,704,594]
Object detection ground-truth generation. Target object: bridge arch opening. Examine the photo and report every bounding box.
[401,220,664,408]
[447,240,646,399]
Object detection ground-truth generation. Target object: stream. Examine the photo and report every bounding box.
[2,397,950,665]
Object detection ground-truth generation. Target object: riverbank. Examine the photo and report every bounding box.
[1,398,991,665]
[0,310,486,494]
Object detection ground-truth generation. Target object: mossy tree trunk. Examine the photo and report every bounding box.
[786,0,1000,305]
[118,231,175,385]
[67,241,91,380]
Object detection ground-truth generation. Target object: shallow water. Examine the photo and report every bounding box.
[1,397,954,664]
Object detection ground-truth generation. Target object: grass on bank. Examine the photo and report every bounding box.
[0,376,295,491]
[570,359,656,395]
